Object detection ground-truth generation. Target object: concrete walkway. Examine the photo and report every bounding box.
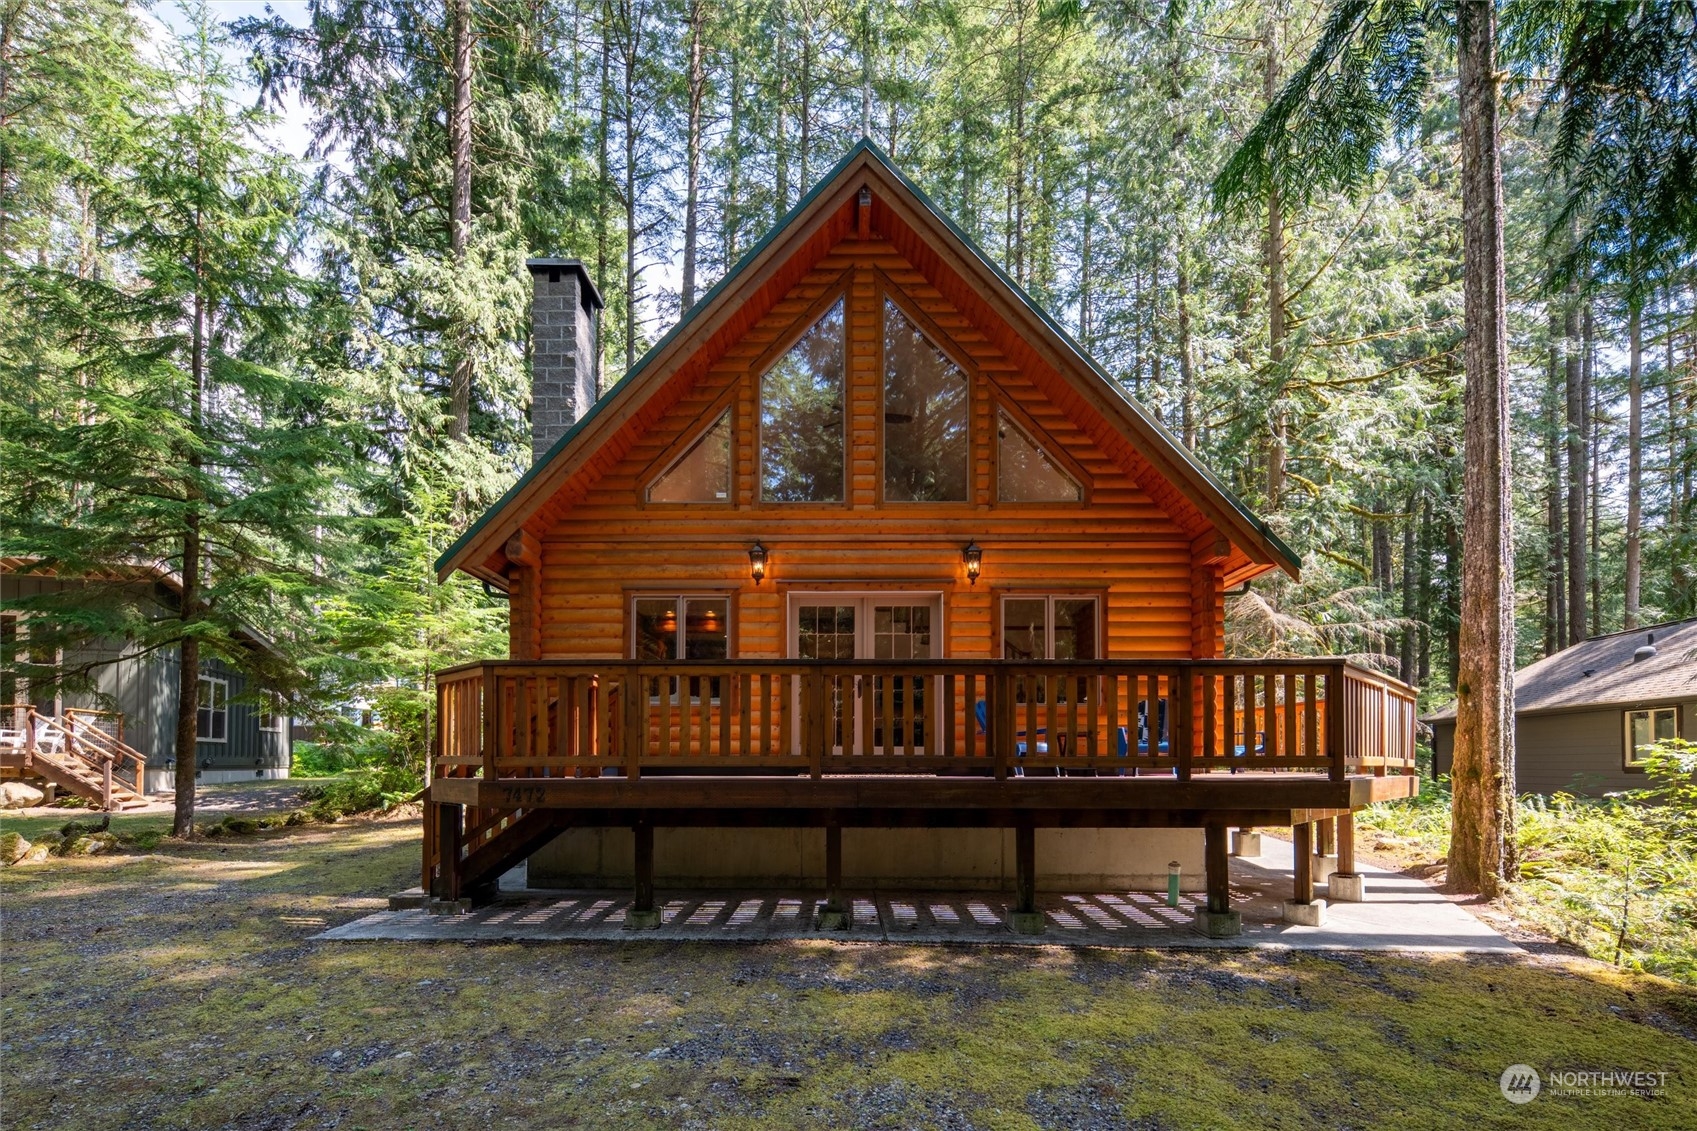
[319,836,1519,953]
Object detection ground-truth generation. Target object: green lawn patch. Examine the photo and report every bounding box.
[2,814,1693,1129]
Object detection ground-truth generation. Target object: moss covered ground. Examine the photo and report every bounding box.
[2,811,1694,1130]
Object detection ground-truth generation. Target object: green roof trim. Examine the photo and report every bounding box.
[438,138,1299,579]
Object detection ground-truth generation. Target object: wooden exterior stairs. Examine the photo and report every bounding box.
[1,709,150,810]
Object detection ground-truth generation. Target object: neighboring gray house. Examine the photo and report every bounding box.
[2,560,291,794]
[1428,618,1696,796]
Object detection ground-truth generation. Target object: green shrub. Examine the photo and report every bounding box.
[298,764,421,820]
[1358,739,1697,982]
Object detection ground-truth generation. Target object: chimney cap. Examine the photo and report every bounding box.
[525,257,605,311]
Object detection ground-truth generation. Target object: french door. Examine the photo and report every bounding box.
[790,595,941,755]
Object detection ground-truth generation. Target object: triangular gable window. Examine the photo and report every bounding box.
[997,411,1081,503]
[648,410,732,503]
[884,299,969,502]
[761,298,845,502]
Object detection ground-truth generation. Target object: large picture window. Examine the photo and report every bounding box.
[997,411,1081,503]
[761,299,845,502]
[1625,707,1679,768]
[883,299,969,502]
[648,410,732,503]
[197,676,228,742]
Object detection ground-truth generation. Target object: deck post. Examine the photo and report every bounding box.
[1006,823,1043,933]
[1284,820,1327,926]
[1195,821,1241,937]
[1330,810,1366,901]
[431,801,463,903]
[817,822,849,929]
[1313,815,1339,882]
[626,820,660,929]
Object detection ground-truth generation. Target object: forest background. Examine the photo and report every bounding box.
[3,0,1693,768]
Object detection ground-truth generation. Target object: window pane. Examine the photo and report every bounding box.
[998,412,1081,503]
[634,599,679,661]
[884,300,969,501]
[1653,709,1677,743]
[1052,599,1098,661]
[684,599,729,660]
[1003,599,1048,660]
[649,411,732,503]
[1628,711,1651,762]
[761,300,845,502]
[798,604,856,660]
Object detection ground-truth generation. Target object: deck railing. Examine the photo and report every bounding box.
[432,659,1418,787]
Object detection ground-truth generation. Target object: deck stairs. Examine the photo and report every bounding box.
[0,709,149,810]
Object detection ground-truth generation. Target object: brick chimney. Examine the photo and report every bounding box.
[526,257,604,464]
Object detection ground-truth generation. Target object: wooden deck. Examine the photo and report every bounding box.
[424,659,1418,929]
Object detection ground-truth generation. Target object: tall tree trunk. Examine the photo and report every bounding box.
[622,0,638,367]
[859,0,872,137]
[1079,153,1093,347]
[681,0,705,310]
[1544,312,1563,655]
[1589,329,1602,637]
[1447,0,1516,898]
[174,274,206,838]
[1263,7,1287,508]
[723,52,741,264]
[595,5,612,389]
[1568,299,1589,642]
[1176,252,1196,449]
[1417,493,1434,686]
[1626,302,1643,628]
[447,0,474,441]
[1400,494,1417,683]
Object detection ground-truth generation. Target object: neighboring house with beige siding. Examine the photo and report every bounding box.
[1428,618,1697,796]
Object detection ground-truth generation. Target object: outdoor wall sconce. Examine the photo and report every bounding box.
[748,541,768,584]
[962,541,983,586]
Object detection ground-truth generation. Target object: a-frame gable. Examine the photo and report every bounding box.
[437,140,1298,588]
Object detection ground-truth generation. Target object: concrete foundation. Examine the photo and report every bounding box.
[1282,899,1328,927]
[1004,908,1046,935]
[529,826,1205,893]
[1312,854,1339,883]
[1231,830,1262,857]
[144,767,288,794]
[623,909,662,930]
[1329,872,1366,902]
[1193,909,1243,938]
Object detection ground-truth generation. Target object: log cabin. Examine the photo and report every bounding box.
[427,141,1417,935]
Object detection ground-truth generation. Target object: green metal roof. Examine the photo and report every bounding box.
[438,138,1299,580]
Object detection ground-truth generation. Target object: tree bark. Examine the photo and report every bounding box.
[1545,307,1564,655]
[1400,494,1417,683]
[1566,299,1587,642]
[1177,252,1196,449]
[447,0,474,441]
[1447,0,1516,898]
[1626,301,1643,628]
[174,269,206,838]
[680,0,705,310]
[1262,7,1287,508]
[1589,323,1602,637]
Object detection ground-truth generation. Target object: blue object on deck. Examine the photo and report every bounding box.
[974,700,1049,776]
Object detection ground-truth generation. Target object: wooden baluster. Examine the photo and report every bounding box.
[738,672,752,759]
[780,672,795,758]
[1105,672,1120,770]
[1325,663,1346,781]
[718,671,730,760]
[942,671,956,760]
[481,664,498,782]
[992,669,1010,780]
[1174,669,1193,781]
[623,667,643,779]
[1283,672,1297,764]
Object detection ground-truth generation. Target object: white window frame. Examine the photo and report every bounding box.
[1624,706,1680,769]
[197,675,228,743]
[258,695,285,733]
